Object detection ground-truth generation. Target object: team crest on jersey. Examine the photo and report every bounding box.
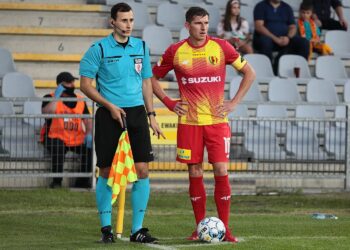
[209,56,218,65]
[134,58,143,74]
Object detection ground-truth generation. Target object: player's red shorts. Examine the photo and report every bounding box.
[176,123,231,164]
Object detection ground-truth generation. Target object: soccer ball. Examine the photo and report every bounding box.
[197,217,226,243]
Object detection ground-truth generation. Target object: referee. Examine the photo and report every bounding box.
[79,2,163,244]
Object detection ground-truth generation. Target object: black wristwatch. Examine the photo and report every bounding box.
[147,111,156,117]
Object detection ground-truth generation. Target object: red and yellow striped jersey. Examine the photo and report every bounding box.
[153,36,247,125]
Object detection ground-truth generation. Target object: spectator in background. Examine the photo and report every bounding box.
[306,0,348,31]
[41,72,93,189]
[217,0,253,54]
[297,2,333,60]
[253,0,309,73]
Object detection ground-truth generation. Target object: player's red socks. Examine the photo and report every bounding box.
[214,175,231,229]
[189,176,206,225]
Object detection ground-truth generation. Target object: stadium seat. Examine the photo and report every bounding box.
[285,126,328,160]
[315,56,348,85]
[256,104,288,133]
[268,78,301,102]
[334,105,346,129]
[278,54,312,83]
[0,48,16,78]
[205,5,221,32]
[229,76,263,102]
[241,0,261,7]
[288,0,302,11]
[244,54,276,83]
[324,126,346,160]
[228,104,250,134]
[136,0,164,6]
[325,30,350,59]
[226,65,239,83]
[156,2,185,30]
[179,27,189,41]
[23,101,44,128]
[128,2,152,30]
[203,0,227,8]
[306,78,339,105]
[240,5,254,31]
[170,0,203,7]
[295,105,327,134]
[343,80,350,102]
[1,72,36,98]
[142,25,173,55]
[343,0,350,7]
[0,101,14,128]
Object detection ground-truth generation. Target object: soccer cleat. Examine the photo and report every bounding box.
[130,228,158,244]
[224,230,238,243]
[187,230,199,241]
[100,226,115,243]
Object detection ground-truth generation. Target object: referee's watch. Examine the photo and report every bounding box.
[147,111,156,117]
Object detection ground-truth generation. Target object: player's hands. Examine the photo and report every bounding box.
[54,84,66,98]
[162,96,188,116]
[217,100,236,118]
[84,134,93,149]
[149,116,166,139]
[109,105,126,128]
[339,18,348,30]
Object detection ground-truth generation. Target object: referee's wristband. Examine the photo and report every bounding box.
[147,111,156,117]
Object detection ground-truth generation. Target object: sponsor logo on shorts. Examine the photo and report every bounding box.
[177,148,191,160]
[224,137,230,159]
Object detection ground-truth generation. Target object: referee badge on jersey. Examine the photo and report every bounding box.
[134,58,143,74]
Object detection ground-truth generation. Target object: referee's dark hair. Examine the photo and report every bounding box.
[185,6,209,23]
[111,2,132,19]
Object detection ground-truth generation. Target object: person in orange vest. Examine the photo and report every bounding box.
[297,2,333,60]
[41,72,93,188]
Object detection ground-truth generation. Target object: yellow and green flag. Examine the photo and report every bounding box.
[107,130,138,204]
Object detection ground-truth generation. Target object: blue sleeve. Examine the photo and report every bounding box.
[254,3,265,21]
[142,43,153,79]
[316,25,321,36]
[79,44,102,79]
[286,5,295,25]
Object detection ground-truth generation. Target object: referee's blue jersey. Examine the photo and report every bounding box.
[79,33,153,108]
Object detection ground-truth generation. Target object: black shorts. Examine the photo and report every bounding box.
[95,105,154,168]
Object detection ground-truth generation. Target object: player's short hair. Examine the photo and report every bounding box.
[111,2,132,19]
[185,6,209,23]
[299,1,313,11]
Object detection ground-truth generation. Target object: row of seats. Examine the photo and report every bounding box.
[226,53,350,85]
[229,104,346,160]
[230,76,350,104]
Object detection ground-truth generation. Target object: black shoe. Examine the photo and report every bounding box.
[130,228,158,244]
[100,226,115,243]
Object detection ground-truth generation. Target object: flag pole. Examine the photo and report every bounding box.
[116,185,126,238]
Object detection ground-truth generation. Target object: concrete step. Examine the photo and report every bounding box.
[0,35,101,54]
[0,2,107,12]
[0,0,86,4]
[0,10,108,28]
[0,26,111,36]
[16,61,79,80]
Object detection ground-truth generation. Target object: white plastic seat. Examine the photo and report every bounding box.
[0,48,16,78]
[170,0,203,7]
[256,104,288,133]
[334,105,346,128]
[1,72,36,97]
[306,78,339,105]
[127,2,152,30]
[268,78,301,102]
[240,5,254,31]
[142,25,173,55]
[226,65,239,83]
[295,105,328,134]
[325,30,350,59]
[244,54,276,83]
[205,5,221,32]
[179,27,189,41]
[344,80,350,103]
[278,55,312,83]
[23,101,44,128]
[325,126,346,160]
[315,56,348,85]
[286,126,327,160]
[288,0,302,11]
[228,104,251,134]
[156,2,185,30]
[0,101,14,127]
[203,0,227,8]
[229,76,263,102]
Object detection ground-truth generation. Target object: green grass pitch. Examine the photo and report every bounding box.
[0,189,350,249]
